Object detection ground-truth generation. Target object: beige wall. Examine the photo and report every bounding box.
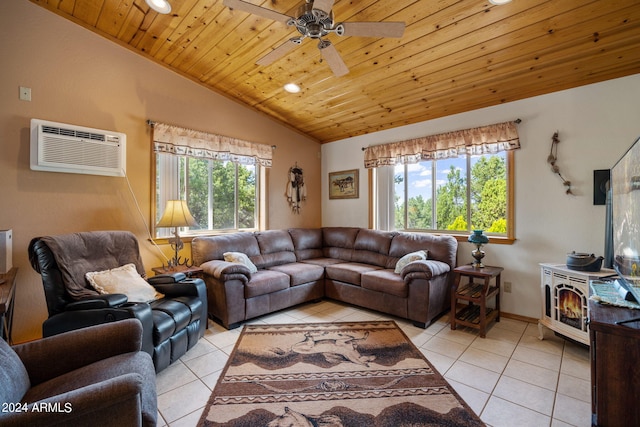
[323,73,640,320]
[0,1,321,343]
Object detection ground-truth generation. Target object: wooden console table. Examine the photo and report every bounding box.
[589,299,640,426]
[451,265,503,338]
[1,267,18,344]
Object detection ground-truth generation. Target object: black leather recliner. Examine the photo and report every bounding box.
[28,231,208,373]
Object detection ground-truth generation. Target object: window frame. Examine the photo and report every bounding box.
[371,150,515,244]
[152,152,265,243]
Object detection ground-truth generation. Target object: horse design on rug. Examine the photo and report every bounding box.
[267,406,343,427]
[290,331,375,367]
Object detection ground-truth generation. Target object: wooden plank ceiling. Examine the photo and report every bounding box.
[30,0,640,143]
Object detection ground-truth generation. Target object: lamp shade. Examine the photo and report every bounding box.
[156,200,198,228]
[468,230,489,245]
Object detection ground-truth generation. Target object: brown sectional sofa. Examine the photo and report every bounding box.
[191,227,458,329]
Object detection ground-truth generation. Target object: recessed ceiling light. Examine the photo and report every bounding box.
[489,0,512,4]
[146,0,172,14]
[284,83,301,93]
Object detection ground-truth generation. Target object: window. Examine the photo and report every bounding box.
[366,121,519,241]
[390,151,513,237]
[155,155,259,237]
[151,122,271,239]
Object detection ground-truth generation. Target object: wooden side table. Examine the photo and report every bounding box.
[1,267,18,344]
[152,265,203,278]
[451,264,503,338]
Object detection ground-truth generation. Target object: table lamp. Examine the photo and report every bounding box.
[468,229,489,268]
[156,200,198,268]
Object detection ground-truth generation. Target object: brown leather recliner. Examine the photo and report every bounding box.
[29,231,208,372]
[0,319,157,427]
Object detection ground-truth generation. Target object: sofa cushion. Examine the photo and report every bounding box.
[268,262,326,287]
[300,258,347,268]
[192,233,260,266]
[394,250,429,273]
[245,270,290,298]
[289,228,324,260]
[0,338,30,404]
[86,263,164,303]
[361,269,408,298]
[351,229,396,268]
[322,227,360,261]
[253,230,297,269]
[325,262,383,286]
[388,232,457,270]
[223,252,258,273]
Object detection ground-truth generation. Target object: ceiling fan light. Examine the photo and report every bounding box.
[146,0,172,14]
[284,83,301,93]
[489,0,512,5]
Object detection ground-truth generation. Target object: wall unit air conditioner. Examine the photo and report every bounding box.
[30,118,126,177]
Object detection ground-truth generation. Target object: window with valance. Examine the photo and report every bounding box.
[365,121,520,241]
[152,122,272,238]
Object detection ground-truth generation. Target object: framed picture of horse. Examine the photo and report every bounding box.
[329,169,359,199]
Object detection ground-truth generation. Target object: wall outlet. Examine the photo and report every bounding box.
[19,86,31,101]
[504,281,512,293]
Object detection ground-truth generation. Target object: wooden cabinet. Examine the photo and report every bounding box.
[589,299,640,427]
[0,267,17,344]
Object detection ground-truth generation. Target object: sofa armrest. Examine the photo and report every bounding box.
[201,260,251,284]
[65,294,128,311]
[0,374,147,427]
[401,259,450,280]
[147,272,187,284]
[14,319,143,386]
[151,278,206,298]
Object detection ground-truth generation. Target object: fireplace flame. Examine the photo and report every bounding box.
[559,290,582,319]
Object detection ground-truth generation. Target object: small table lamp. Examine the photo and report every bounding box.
[468,230,489,268]
[156,200,198,268]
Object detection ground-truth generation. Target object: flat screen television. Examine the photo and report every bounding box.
[611,135,640,302]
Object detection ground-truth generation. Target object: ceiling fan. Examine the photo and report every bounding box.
[223,0,405,77]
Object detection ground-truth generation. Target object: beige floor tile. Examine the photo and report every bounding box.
[563,342,589,361]
[519,333,565,356]
[484,325,523,343]
[553,393,591,427]
[459,346,510,373]
[557,373,590,403]
[493,317,528,334]
[420,348,457,374]
[447,378,490,415]
[156,360,198,395]
[445,360,501,394]
[482,396,551,427]
[503,359,559,391]
[512,345,562,372]
[182,349,229,378]
[205,328,241,350]
[493,375,556,416]
[436,325,478,346]
[469,335,518,357]
[421,335,469,359]
[177,338,217,362]
[157,380,211,423]
[169,409,205,427]
[551,418,577,427]
[560,354,590,381]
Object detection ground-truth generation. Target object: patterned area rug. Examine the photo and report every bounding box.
[198,321,485,426]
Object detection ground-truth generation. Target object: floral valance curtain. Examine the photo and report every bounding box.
[152,122,273,167]
[364,121,520,168]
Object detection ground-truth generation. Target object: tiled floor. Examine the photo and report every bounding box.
[156,301,591,427]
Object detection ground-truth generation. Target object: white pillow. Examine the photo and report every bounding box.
[86,263,164,303]
[223,252,258,273]
[394,250,429,274]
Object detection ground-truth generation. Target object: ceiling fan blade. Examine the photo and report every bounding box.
[319,42,349,77]
[223,0,292,25]
[312,0,334,19]
[339,21,405,38]
[256,39,300,66]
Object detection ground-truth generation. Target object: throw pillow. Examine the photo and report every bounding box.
[223,252,258,273]
[86,263,164,303]
[394,250,429,274]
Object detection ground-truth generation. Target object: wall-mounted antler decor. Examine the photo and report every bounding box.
[286,163,306,213]
[547,131,573,195]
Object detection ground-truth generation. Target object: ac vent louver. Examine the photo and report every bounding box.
[30,119,126,177]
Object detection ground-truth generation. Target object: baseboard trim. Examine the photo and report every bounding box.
[501,311,538,324]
